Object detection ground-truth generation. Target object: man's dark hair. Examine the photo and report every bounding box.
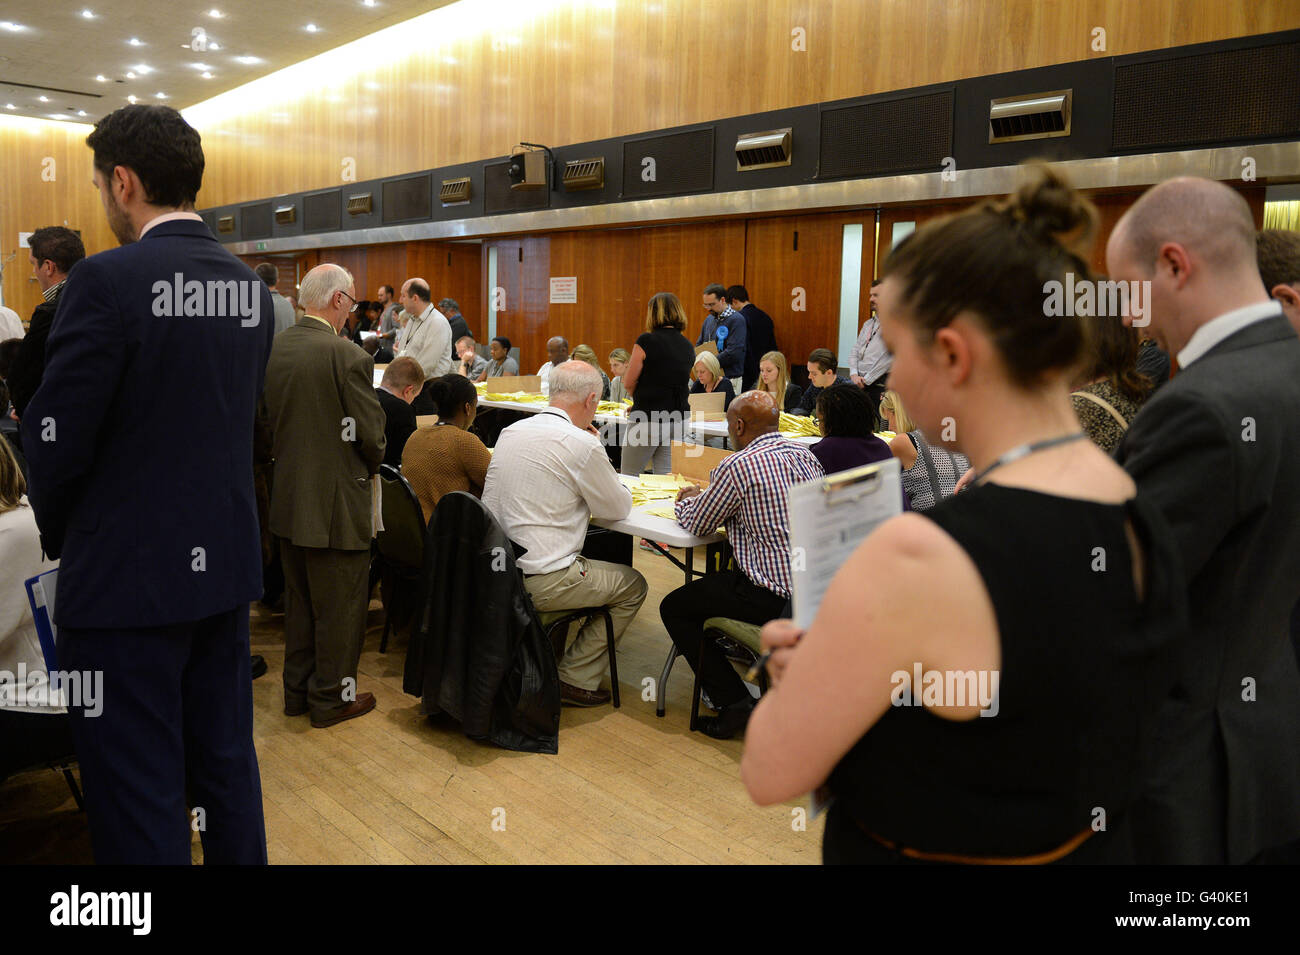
[380,284,395,297]
[408,280,431,303]
[492,336,512,351]
[871,278,882,287]
[726,285,749,304]
[816,384,875,439]
[0,337,23,379]
[1257,229,1300,292]
[85,105,204,207]
[703,283,727,300]
[254,263,278,287]
[29,226,86,275]
[808,347,838,373]
[438,297,460,312]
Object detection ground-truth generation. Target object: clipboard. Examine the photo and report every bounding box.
[23,568,60,674]
[786,458,902,629]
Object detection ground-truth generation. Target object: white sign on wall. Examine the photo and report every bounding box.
[549,276,577,304]
[18,232,33,248]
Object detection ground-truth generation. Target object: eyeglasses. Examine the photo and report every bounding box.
[337,290,359,313]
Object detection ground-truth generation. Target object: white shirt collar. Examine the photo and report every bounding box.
[138,210,204,238]
[1177,301,1282,368]
[539,406,573,424]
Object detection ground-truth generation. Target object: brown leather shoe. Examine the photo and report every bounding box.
[559,681,611,707]
[311,692,376,728]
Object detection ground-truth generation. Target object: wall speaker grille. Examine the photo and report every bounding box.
[303,191,340,232]
[381,174,431,223]
[819,90,953,178]
[240,202,272,240]
[1114,41,1300,150]
[621,128,714,199]
[484,160,550,214]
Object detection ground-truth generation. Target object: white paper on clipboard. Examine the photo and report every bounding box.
[787,458,902,630]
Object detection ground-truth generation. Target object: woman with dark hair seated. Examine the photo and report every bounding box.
[401,374,492,524]
[810,383,893,475]
[1070,311,1154,453]
[742,164,1184,865]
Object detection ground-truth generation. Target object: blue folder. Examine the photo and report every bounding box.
[23,568,59,674]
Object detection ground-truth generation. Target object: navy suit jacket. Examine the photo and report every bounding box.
[22,218,274,630]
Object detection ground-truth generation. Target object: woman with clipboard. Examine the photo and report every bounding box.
[740,165,1185,865]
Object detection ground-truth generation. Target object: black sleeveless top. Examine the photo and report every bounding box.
[823,483,1185,864]
[631,327,694,416]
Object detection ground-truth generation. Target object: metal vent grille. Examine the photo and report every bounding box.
[381,174,431,223]
[1114,41,1300,150]
[346,193,373,216]
[440,177,471,205]
[736,128,792,170]
[274,204,296,225]
[562,157,605,191]
[819,90,953,178]
[216,215,235,234]
[621,128,714,199]
[989,90,1071,143]
[303,190,341,232]
[240,202,272,240]
[484,160,550,214]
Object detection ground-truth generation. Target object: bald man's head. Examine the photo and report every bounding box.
[1111,177,1257,275]
[727,390,780,451]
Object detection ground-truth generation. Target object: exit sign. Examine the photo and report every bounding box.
[256,241,268,251]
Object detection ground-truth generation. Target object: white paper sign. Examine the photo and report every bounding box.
[18,232,33,249]
[549,276,577,304]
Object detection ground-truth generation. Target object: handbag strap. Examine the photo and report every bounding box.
[1072,389,1129,432]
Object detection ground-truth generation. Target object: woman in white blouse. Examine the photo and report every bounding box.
[0,438,71,784]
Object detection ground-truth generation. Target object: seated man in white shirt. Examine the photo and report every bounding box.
[535,336,570,396]
[483,361,648,706]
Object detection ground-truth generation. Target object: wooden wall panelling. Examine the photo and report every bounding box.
[404,241,484,341]
[637,221,749,347]
[544,230,642,367]
[186,0,1300,207]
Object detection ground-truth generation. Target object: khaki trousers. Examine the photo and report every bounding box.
[524,557,648,690]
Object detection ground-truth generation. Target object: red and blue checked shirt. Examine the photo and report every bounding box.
[674,432,824,598]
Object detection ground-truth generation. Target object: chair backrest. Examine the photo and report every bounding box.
[376,463,426,570]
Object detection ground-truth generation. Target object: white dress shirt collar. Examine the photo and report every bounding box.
[138,210,204,238]
[1177,301,1282,369]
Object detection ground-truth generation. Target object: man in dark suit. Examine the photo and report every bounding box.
[264,264,386,729]
[375,355,423,467]
[22,105,271,864]
[7,226,85,425]
[438,297,473,362]
[727,285,776,392]
[1110,177,1300,864]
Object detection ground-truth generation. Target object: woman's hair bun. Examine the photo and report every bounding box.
[1002,161,1097,253]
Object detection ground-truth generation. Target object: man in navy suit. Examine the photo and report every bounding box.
[22,105,271,864]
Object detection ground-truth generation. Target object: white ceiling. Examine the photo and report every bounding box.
[0,1,458,123]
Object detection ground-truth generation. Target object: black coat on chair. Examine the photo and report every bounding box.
[403,491,561,753]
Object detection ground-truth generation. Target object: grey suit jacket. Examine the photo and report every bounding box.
[1116,312,1300,863]
[265,317,386,550]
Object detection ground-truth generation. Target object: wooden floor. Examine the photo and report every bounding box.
[0,546,822,864]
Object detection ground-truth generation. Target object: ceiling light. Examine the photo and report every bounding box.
[363,0,375,6]
[49,113,70,120]
[0,22,24,32]
[95,74,107,82]
[127,95,138,103]
[201,72,213,79]
[126,71,136,78]
[208,8,224,17]
[81,9,95,18]
[209,41,220,50]
[39,95,49,102]
[4,103,15,110]
[191,62,212,70]
[78,110,87,116]
[128,37,143,46]
[305,23,318,32]
[235,54,261,65]
[155,91,167,99]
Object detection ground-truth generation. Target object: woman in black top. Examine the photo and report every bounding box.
[621,292,696,475]
[688,350,735,410]
[741,164,1185,865]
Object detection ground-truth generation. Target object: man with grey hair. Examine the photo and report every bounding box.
[483,361,647,706]
[264,263,386,729]
[254,262,296,336]
[1110,177,1300,864]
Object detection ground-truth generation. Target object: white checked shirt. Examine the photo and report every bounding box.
[674,431,824,598]
[482,407,633,575]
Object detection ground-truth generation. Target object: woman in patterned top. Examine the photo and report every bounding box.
[879,389,970,510]
[1070,314,1154,453]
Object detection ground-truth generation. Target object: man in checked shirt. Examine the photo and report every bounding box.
[662,391,824,739]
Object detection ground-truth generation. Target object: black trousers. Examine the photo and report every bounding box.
[863,379,888,431]
[59,607,267,864]
[659,569,787,708]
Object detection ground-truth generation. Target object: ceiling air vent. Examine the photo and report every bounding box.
[274,204,296,225]
[346,192,373,215]
[216,215,235,234]
[989,90,1072,143]
[562,157,604,191]
[736,128,792,170]
[440,177,471,205]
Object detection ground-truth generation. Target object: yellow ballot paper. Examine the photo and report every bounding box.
[786,458,902,629]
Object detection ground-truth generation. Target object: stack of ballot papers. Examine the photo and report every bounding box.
[778,412,823,437]
[482,391,549,403]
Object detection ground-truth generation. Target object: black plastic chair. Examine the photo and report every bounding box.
[689,617,768,731]
[535,607,621,708]
[374,464,427,652]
